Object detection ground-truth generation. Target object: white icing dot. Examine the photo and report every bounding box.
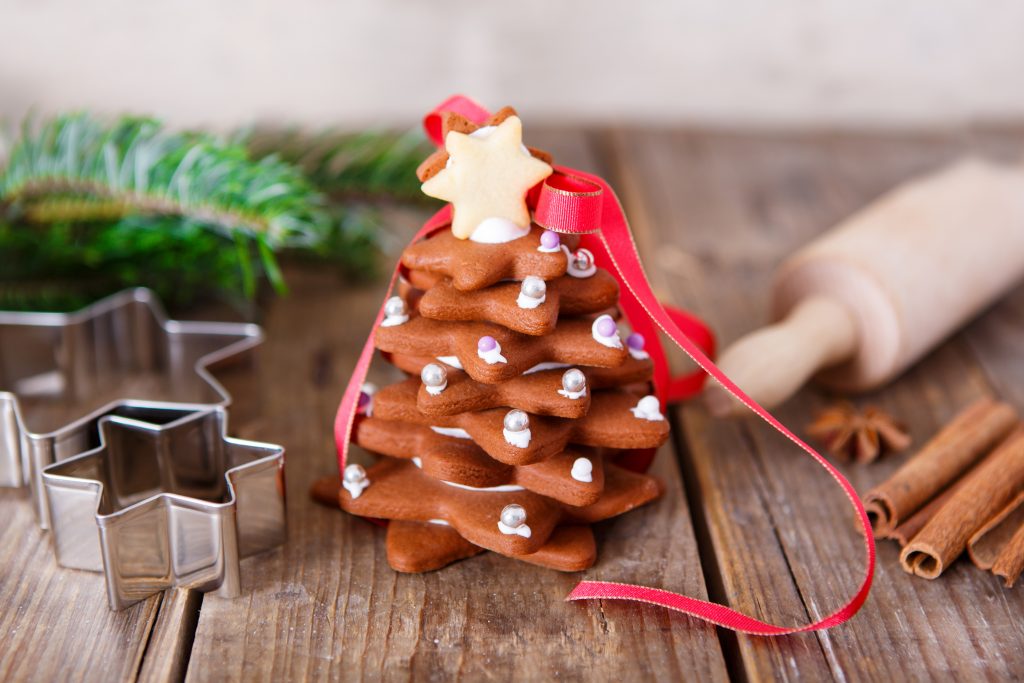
[517,290,546,309]
[629,347,651,361]
[478,342,508,365]
[630,395,665,422]
[592,315,624,349]
[498,520,533,538]
[469,217,531,244]
[571,457,594,483]
[503,427,532,449]
[343,476,370,499]
[436,355,463,369]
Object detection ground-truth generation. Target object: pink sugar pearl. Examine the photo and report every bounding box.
[596,317,617,338]
[627,332,645,350]
[478,335,498,352]
[540,230,560,249]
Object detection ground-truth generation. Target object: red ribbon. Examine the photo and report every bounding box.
[336,96,874,636]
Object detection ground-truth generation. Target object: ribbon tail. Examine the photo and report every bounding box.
[561,166,875,636]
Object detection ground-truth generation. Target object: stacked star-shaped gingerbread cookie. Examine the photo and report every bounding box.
[335,108,668,572]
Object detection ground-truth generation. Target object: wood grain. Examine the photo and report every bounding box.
[606,127,1024,680]
[0,486,160,681]
[4,126,1024,681]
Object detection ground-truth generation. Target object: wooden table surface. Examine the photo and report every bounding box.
[3,126,1024,682]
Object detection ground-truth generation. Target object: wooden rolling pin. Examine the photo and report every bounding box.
[705,159,1024,416]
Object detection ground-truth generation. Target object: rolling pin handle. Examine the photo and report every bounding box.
[704,296,858,417]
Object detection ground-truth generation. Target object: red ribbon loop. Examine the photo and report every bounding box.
[335,95,874,637]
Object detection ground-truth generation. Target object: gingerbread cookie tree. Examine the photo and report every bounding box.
[339,108,668,572]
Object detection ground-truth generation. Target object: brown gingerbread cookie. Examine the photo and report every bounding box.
[355,416,607,506]
[411,269,619,336]
[416,363,593,419]
[387,352,656,395]
[400,226,580,292]
[375,313,629,384]
[387,521,596,573]
[339,457,662,559]
[371,378,669,466]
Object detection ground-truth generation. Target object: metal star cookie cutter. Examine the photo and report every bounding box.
[0,288,264,527]
[41,406,286,610]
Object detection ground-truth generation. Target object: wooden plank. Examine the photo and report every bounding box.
[183,131,729,682]
[138,589,201,683]
[605,126,1024,680]
[0,487,161,681]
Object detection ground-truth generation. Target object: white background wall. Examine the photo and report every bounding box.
[2,0,1023,130]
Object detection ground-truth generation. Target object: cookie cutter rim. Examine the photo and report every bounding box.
[41,405,286,610]
[0,287,264,527]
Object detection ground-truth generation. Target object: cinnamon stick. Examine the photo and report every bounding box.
[863,397,1017,536]
[901,427,1024,579]
[967,490,1024,586]
[966,491,1024,569]
[992,523,1024,587]
[889,475,971,547]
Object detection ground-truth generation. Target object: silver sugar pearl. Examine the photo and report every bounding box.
[343,463,367,484]
[500,504,527,529]
[384,296,407,318]
[503,409,529,432]
[521,276,546,299]
[420,363,447,388]
[562,368,587,393]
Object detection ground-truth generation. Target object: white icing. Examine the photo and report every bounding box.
[592,315,623,349]
[630,395,665,422]
[427,518,450,526]
[425,380,447,396]
[571,457,593,483]
[524,362,570,374]
[381,313,409,327]
[470,217,531,244]
[516,290,546,309]
[436,355,463,369]
[431,426,472,440]
[557,387,587,400]
[343,477,370,499]
[478,342,508,365]
[628,347,651,361]
[442,480,526,492]
[498,520,533,538]
[503,427,532,449]
[412,457,423,468]
[470,126,532,157]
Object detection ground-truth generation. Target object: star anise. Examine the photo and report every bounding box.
[806,402,911,463]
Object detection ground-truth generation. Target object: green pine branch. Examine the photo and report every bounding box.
[1,115,328,244]
[245,127,432,201]
[0,113,431,312]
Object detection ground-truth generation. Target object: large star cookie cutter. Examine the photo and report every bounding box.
[42,406,286,610]
[0,288,263,527]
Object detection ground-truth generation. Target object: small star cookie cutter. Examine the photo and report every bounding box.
[0,288,264,527]
[42,406,285,610]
